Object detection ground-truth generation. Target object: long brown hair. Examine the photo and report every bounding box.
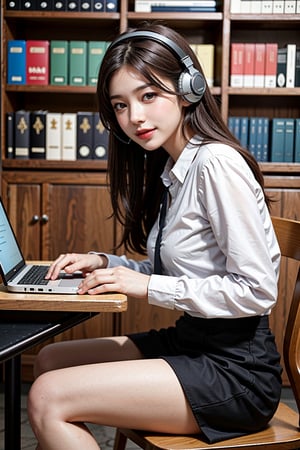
[97,23,270,255]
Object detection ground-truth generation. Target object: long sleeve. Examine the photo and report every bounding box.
[147,141,280,318]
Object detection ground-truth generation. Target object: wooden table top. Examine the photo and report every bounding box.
[0,285,127,312]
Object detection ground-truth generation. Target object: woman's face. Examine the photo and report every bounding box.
[109,65,191,161]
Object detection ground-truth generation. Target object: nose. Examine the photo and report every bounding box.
[129,102,145,124]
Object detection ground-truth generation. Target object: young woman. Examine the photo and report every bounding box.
[28,23,282,449]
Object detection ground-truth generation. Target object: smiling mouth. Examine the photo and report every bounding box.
[136,129,155,139]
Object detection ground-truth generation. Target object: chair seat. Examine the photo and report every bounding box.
[115,403,300,450]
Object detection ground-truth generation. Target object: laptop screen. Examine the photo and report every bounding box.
[0,199,25,280]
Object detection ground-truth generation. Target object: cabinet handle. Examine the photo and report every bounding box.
[31,215,40,224]
[41,214,49,224]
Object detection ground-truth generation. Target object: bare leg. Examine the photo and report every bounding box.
[34,335,142,377]
[28,356,200,449]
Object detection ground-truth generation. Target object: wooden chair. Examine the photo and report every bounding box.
[113,216,300,450]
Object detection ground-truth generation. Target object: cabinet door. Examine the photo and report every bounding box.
[3,183,42,260]
[42,184,114,259]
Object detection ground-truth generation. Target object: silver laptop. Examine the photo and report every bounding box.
[0,197,84,294]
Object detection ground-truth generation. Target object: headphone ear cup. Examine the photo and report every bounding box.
[178,69,206,104]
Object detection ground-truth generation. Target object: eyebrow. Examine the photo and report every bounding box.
[110,82,153,100]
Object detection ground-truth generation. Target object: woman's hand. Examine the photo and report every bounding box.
[46,253,107,280]
[77,266,150,299]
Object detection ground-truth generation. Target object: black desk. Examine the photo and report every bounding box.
[0,311,95,450]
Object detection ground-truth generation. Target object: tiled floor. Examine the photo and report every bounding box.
[0,384,298,450]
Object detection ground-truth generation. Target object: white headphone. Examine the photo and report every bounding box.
[109,30,206,104]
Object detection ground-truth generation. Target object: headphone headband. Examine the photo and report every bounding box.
[108,30,206,104]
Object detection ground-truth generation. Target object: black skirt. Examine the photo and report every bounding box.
[128,313,282,444]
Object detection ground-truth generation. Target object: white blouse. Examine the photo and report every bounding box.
[104,136,281,319]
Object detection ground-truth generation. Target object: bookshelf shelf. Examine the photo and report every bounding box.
[227,87,300,95]
[5,85,97,94]
[2,159,108,171]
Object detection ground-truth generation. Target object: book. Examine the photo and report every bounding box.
[14,110,30,159]
[92,0,105,10]
[6,0,20,9]
[294,119,300,162]
[243,43,255,88]
[134,0,216,12]
[6,112,15,159]
[53,0,66,9]
[273,0,284,12]
[239,117,249,148]
[255,117,264,161]
[29,110,47,159]
[276,47,287,87]
[105,0,118,10]
[265,43,278,88]
[248,117,257,159]
[26,40,49,85]
[67,0,79,10]
[230,0,241,12]
[50,40,69,86]
[151,5,216,10]
[286,44,296,88]
[270,118,285,162]
[21,0,36,9]
[250,0,261,11]
[62,113,77,160]
[46,112,62,160]
[230,43,244,88]
[80,0,92,10]
[297,0,300,13]
[240,0,251,12]
[93,114,109,159]
[88,41,106,86]
[261,117,269,162]
[7,40,26,85]
[228,116,240,141]
[35,0,52,9]
[193,44,214,88]
[254,43,265,88]
[296,48,300,87]
[284,119,294,162]
[69,41,87,86]
[284,0,296,12]
[77,112,93,159]
[261,0,273,12]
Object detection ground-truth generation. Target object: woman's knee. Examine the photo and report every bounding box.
[27,372,57,429]
[34,342,62,378]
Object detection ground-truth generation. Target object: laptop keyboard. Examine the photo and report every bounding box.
[18,265,50,285]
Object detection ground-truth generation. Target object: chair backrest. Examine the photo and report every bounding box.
[271,216,300,422]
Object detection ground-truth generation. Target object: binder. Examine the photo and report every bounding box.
[30,111,47,159]
[77,112,93,159]
[69,41,87,86]
[14,110,30,159]
[270,118,285,162]
[46,112,62,160]
[6,112,15,159]
[62,113,77,160]
[26,40,49,85]
[7,40,26,85]
[93,114,109,159]
[88,41,106,86]
[50,40,69,85]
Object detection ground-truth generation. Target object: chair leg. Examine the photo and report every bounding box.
[114,429,128,450]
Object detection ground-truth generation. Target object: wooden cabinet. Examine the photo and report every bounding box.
[1,168,117,379]
[1,0,300,382]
